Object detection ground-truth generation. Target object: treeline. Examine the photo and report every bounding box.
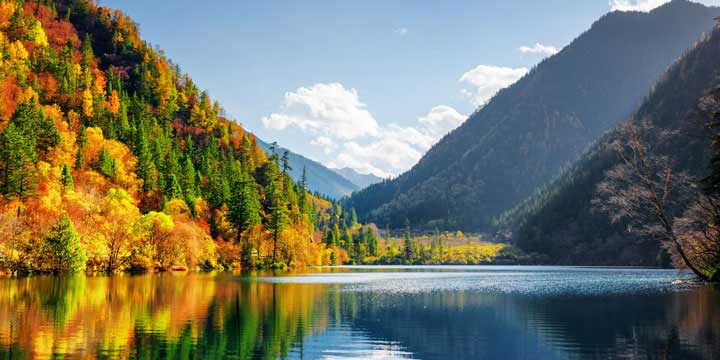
[0,0,344,274]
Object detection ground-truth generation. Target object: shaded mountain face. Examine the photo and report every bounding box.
[333,167,383,190]
[347,0,720,231]
[509,28,720,266]
[256,139,358,199]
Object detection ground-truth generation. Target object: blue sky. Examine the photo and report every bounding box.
[100,0,719,177]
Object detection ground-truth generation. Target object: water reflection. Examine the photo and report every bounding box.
[0,268,718,359]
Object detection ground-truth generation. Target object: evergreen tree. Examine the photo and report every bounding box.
[60,163,74,191]
[0,123,38,215]
[403,220,415,263]
[164,173,183,201]
[267,185,290,264]
[74,126,87,170]
[227,175,262,242]
[324,228,337,247]
[10,99,60,157]
[180,157,197,198]
[95,147,117,177]
[41,214,87,273]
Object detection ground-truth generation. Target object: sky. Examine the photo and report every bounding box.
[100,0,720,178]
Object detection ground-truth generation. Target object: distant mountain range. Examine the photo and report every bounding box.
[332,167,383,190]
[255,139,381,199]
[346,0,720,231]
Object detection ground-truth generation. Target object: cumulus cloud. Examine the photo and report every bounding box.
[518,43,560,56]
[263,84,467,177]
[261,83,380,141]
[459,65,528,107]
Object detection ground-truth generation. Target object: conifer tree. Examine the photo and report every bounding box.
[164,173,183,201]
[95,147,117,178]
[0,123,38,215]
[228,175,262,242]
[60,163,74,191]
[41,214,87,273]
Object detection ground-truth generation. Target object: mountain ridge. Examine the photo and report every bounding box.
[346,0,720,231]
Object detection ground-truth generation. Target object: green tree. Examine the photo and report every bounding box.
[60,163,74,191]
[10,99,60,157]
[0,123,38,216]
[164,173,183,201]
[403,220,415,263]
[267,185,290,264]
[227,175,262,242]
[41,214,87,273]
[95,147,117,177]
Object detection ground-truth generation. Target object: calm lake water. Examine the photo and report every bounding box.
[0,266,719,359]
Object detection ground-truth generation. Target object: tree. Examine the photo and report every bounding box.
[95,147,117,178]
[41,214,87,273]
[0,123,38,216]
[594,122,713,280]
[227,175,261,242]
[98,189,141,272]
[9,99,60,157]
[75,126,87,170]
[267,185,290,264]
[60,163,74,191]
[164,174,183,201]
[367,227,378,256]
[403,220,415,263]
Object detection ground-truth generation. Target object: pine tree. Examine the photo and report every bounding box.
[41,214,87,273]
[95,147,117,178]
[0,123,38,216]
[324,228,337,247]
[227,175,262,242]
[267,185,290,264]
[403,220,415,263]
[180,157,197,198]
[10,99,60,157]
[164,173,183,201]
[60,163,74,191]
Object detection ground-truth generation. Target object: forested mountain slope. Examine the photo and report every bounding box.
[508,27,720,266]
[0,0,343,273]
[347,0,720,231]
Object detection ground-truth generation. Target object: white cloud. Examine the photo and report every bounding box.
[310,136,336,154]
[518,43,560,56]
[417,105,466,139]
[394,27,408,36]
[609,0,669,11]
[263,84,467,177]
[261,83,380,141]
[459,65,528,107]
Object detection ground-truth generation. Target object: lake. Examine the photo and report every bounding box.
[0,266,718,359]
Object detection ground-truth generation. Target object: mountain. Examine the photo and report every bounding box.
[347,0,720,231]
[507,27,720,266]
[255,140,358,199]
[332,167,383,190]
[0,0,344,273]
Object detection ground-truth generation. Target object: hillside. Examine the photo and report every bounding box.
[347,0,720,231]
[0,0,350,273]
[507,27,720,266]
[256,139,359,199]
